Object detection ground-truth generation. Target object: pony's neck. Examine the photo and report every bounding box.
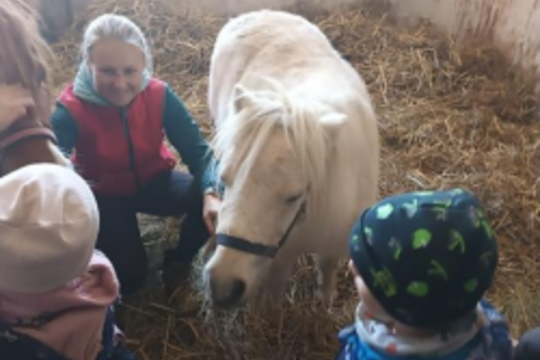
[0,114,50,135]
[1,139,68,176]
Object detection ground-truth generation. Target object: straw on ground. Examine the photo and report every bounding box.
[51,1,539,359]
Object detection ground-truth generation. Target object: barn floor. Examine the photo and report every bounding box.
[51,0,539,359]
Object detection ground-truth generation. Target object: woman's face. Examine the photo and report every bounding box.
[88,39,145,107]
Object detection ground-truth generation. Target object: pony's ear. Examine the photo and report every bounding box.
[320,112,347,140]
[320,112,347,132]
[232,84,256,113]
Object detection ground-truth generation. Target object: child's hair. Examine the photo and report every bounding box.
[81,13,153,73]
[0,0,54,119]
[348,188,498,330]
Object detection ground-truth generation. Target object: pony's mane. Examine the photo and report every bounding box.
[213,77,334,192]
[0,0,54,128]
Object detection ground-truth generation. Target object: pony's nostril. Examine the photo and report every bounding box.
[230,279,246,302]
[210,277,247,309]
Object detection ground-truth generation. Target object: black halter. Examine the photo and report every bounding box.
[216,201,307,258]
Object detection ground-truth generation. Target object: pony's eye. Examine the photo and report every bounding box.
[286,193,303,204]
[219,173,231,187]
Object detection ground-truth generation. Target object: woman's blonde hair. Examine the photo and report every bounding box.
[0,0,54,120]
[81,14,153,72]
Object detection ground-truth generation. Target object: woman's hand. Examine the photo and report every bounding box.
[0,84,35,131]
[203,192,222,235]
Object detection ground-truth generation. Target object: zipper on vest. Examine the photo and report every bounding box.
[120,108,141,190]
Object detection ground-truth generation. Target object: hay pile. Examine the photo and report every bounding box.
[51,0,539,359]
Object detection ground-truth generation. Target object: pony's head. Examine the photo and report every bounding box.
[203,78,347,308]
[0,1,68,177]
[0,0,53,132]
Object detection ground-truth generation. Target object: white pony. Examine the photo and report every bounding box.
[203,9,380,309]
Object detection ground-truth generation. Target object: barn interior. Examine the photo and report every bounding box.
[28,0,540,359]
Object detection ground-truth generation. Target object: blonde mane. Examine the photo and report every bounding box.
[212,77,335,193]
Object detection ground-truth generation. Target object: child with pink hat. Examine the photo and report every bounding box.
[0,163,134,360]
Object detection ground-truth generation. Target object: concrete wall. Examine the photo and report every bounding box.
[384,0,540,71]
[179,0,540,72]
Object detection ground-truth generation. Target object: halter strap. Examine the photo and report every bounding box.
[0,127,57,151]
[216,201,307,258]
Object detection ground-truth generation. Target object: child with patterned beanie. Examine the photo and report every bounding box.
[0,164,135,360]
[513,327,540,360]
[336,189,513,360]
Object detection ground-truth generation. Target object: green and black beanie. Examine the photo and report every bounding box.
[349,188,498,329]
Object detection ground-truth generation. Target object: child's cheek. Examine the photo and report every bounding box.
[355,276,391,321]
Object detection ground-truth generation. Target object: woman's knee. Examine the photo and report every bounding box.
[118,270,147,295]
[114,251,148,295]
[96,232,148,295]
[514,327,540,360]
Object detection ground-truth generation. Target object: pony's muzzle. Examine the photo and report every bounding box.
[205,233,273,308]
[208,273,247,309]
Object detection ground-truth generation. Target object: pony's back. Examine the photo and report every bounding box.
[210,9,379,216]
[209,10,373,129]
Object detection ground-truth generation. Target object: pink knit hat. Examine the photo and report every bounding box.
[0,164,99,293]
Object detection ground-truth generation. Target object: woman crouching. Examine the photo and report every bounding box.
[51,14,223,295]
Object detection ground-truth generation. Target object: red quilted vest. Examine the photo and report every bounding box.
[58,79,176,196]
